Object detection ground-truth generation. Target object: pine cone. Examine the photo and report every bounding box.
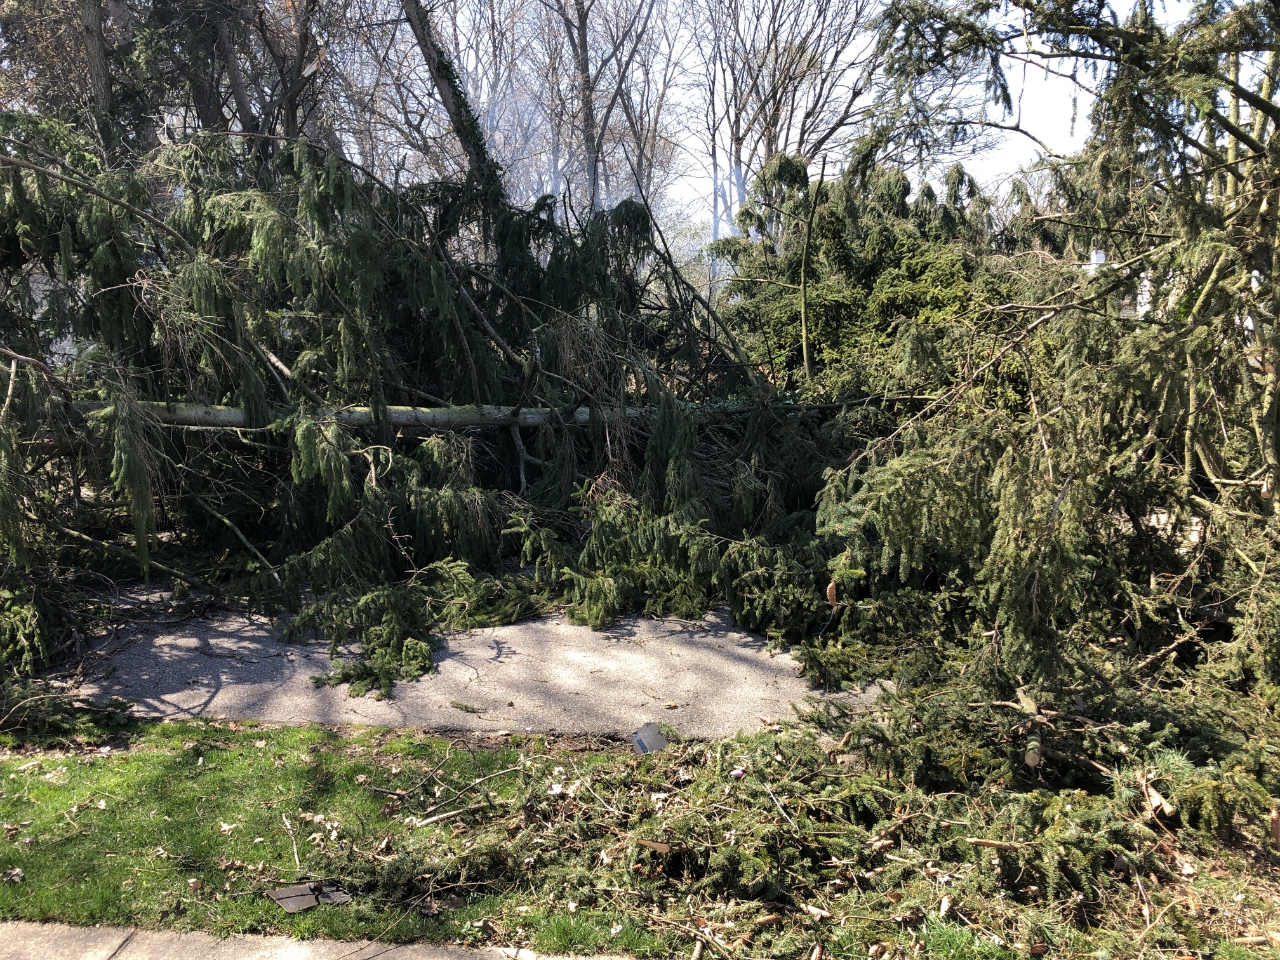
[826,580,838,607]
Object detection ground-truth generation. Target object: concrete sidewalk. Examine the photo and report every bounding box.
[78,609,864,737]
[1,920,627,960]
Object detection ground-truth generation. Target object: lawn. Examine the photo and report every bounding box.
[0,720,666,953]
[0,717,1276,959]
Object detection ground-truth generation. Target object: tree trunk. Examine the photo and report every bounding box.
[217,18,259,134]
[82,401,612,431]
[401,0,500,190]
[76,0,112,122]
[572,2,601,209]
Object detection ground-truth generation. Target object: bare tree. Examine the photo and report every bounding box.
[693,0,879,235]
[616,0,685,203]
[540,0,655,209]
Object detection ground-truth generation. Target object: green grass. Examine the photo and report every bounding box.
[0,720,664,952]
[2,719,1279,959]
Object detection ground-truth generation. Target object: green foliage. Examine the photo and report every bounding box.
[0,676,128,740]
[712,160,988,396]
[0,591,43,674]
[290,582,440,699]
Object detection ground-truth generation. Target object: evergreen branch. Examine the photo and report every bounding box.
[623,147,762,385]
[246,337,290,402]
[1029,216,1175,241]
[852,305,1061,466]
[799,157,826,382]
[0,358,16,422]
[245,337,327,406]
[445,262,523,367]
[0,345,73,400]
[0,150,196,257]
[448,304,484,407]
[1203,107,1266,157]
[964,120,1069,160]
[37,516,210,590]
[193,495,281,587]
[727,278,802,290]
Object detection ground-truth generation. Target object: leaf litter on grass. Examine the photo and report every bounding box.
[0,710,1277,958]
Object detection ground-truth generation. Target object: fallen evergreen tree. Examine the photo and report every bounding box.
[3,0,1280,952]
[0,107,858,692]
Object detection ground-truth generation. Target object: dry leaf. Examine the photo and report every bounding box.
[219,822,238,835]
[2,868,23,883]
[802,903,832,920]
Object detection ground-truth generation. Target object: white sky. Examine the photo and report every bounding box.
[666,0,1209,229]
[963,67,1094,190]
[966,0,1197,188]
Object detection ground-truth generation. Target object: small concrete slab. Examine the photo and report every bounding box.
[78,610,862,737]
[0,921,628,959]
[1,920,133,960]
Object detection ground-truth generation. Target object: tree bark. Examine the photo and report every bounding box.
[80,401,610,430]
[567,1,601,208]
[68,400,802,431]
[217,17,259,134]
[76,0,112,121]
[401,0,499,189]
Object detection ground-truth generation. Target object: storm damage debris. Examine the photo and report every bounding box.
[266,882,351,912]
[629,722,669,755]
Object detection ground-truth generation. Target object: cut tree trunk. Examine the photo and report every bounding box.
[69,400,801,431]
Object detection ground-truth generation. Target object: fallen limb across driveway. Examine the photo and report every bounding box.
[74,400,620,430]
[69,399,838,431]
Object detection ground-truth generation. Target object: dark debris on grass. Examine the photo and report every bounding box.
[0,705,1276,959]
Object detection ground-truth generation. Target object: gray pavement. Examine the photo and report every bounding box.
[77,610,863,737]
[0,921,629,960]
